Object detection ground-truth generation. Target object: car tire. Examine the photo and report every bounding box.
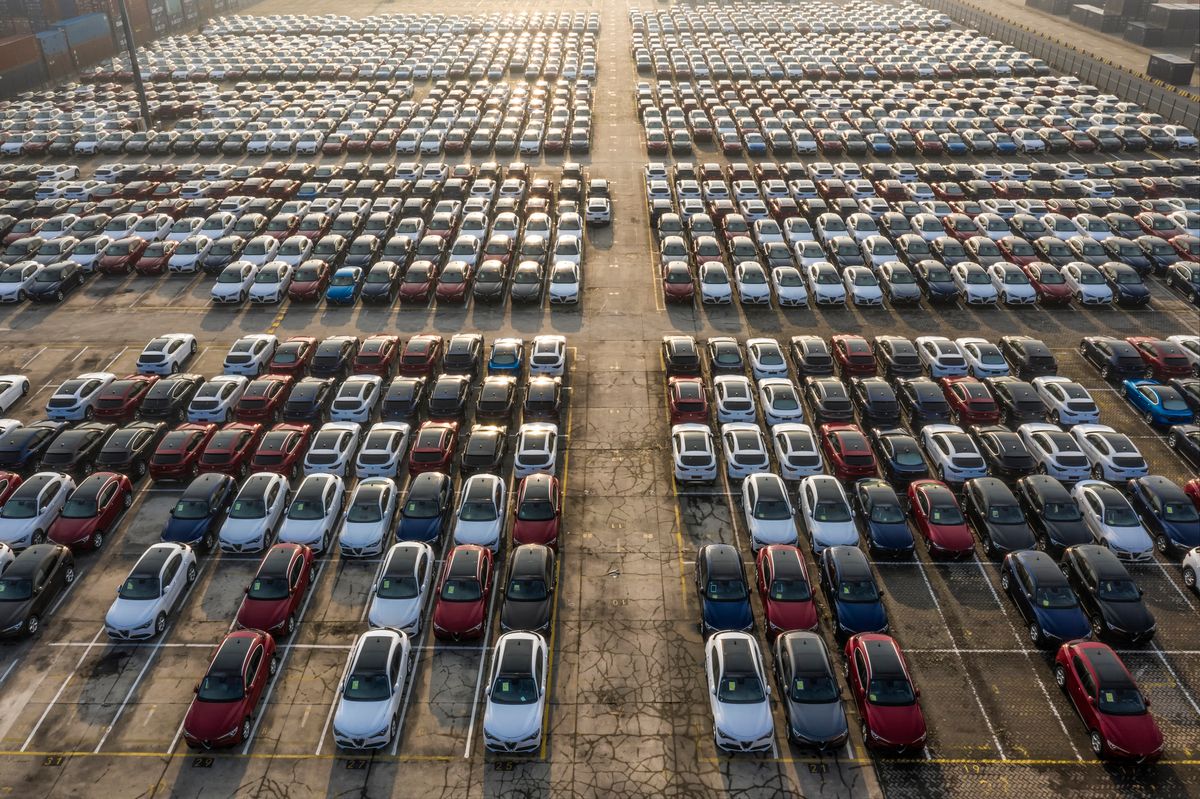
[17,290,24,302]
[268,654,278,676]
[860,720,871,748]
[388,712,399,741]
[1053,664,1067,690]
[186,563,197,584]
[190,340,197,355]
[285,614,296,636]
[84,407,94,420]
[123,490,133,508]
[25,614,40,636]
[1000,571,1010,592]
[1184,567,1196,590]
[55,290,64,302]
[1091,615,1106,639]
[135,460,147,478]
[1090,731,1105,758]
[240,717,252,743]
[1145,412,1156,426]
[31,530,45,546]
[203,532,215,552]
[1168,435,1178,449]
[171,363,179,374]
[1029,622,1042,646]
[155,613,167,635]
[90,531,104,550]
[1155,535,1169,554]
[1091,466,1104,481]
[1100,366,1111,381]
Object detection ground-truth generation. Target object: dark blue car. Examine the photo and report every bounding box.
[395,472,452,543]
[1000,550,1090,647]
[1100,263,1151,306]
[1128,475,1200,556]
[819,546,888,639]
[1123,379,1194,427]
[0,420,68,472]
[695,544,753,636]
[160,473,235,553]
[852,479,915,557]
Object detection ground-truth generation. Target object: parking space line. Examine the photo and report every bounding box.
[461,570,502,760]
[0,661,16,689]
[313,656,351,757]
[101,347,128,372]
[20,629,103,752]
[388,613,435,757]
[1150,641,1200,718]
[19,347,47,369]
[69,346,89,362]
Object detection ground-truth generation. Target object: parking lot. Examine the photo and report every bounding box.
[0,0,1197,797]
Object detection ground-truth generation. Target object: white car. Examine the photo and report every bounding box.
[330,375,383,423]
[714,376,756,423]
[167,235,212,273]
[332,629,413,750]
[798,475,858,553]
[368,542,435,633]
[0,472,75,548]
[69,235,112,272]
[552,234,582,267]
[1183,546,1200,592]
[1167,335,1200,373]
[699,262,733,304]
[705,631,774,753]
[103,543,198,640]
[0,374,30,413]
[1072,480,1154,563]
[922,424,989,484]
[671,423,718,483]
[0,261,43,301]
[956,337,1010,378]
[482,631,549,753]
[0,419,21,438]
[166,217,203,243]
[1062,263,1113,305]
[746,338,789,380]
[548,262,580,304]
[248,262,293,304]
[453,474,506,550]
[758,379,804,426]
[950,263,999,304]
[354,422,411,478]
[771,266,808,306]
[135,333,197,375]
[741,472,799,550]
[513,423,559,478]
[529,335,567,377]
[1018,423,1092,482]
[916,337,968,378]
[218,472,289,553]
[720,423,770,479]
[130,213,172,242]
[211,261,258,304]
[275,236,313,267]
[45,372,115,420]
[239,236,280,268]
[805,261,847,305]
[734,262,772,304]
[223,334,278,376]
[771,423,824,480]
[187,375,247,423]
[303,422,362,477]
[1032,377,1100,425]
[988,263,1037,304]
[278,473,346,553]
[339,478,399,558]
[1070,424,1148,481]
[1165,125,1199,150]
[842,266,883,306]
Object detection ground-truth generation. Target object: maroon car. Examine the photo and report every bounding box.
[93,374,159,422]
[97,236,149,275]
[407,421,458,475]
[47,471,132,550]
[287,260,330,301]
[235,543,315,640]
[398,335,443,377]
[511,473,561,549]
[182,630,277,749]
[431,544,494,640]
[149,422,218,482]
[197,422,264,480]
[268,337,317,377]
[248,423,311,478]
[234,375,293,423]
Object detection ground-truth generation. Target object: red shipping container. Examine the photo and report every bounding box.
[0,33,42,72]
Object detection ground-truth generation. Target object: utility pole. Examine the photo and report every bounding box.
[114,0,152,130]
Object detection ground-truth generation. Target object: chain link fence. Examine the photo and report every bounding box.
[918,0,1200,131]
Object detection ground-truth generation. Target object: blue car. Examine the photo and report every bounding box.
[695,544,753,636]
[868,136,894,156]
[296,182,321,200]
[395,472,452,543]
[992,137,1018,155]
[160,473,235,553]
[744,134,768,155]
[944,135,968,155]
[1100,263,1150,306]
[1124,379,1194,427]
[1129,475,1200,555]
[0,420,68,472]
[325,266,363,305]
[1000,550,1090,647]
[819,546,888,639]
[487,338,524,376]
[852,478,915,556]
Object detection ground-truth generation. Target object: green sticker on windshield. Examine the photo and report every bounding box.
[253,580,262,592]
[842,585,851,595]
[727,681,737,692]
[125,581,134,591]
[501,681,510,692]
[796,679,805,691]
[381,579,391,590]
[1041,599,1050,607]
[1104,691,1114,703]
[868,693,877,702]
[350,679,359,690]
[446,585,455,595]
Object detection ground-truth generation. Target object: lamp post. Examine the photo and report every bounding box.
[113,0,152,130]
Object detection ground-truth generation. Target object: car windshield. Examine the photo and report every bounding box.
[1043,502,1082,522]
[1035,584,1077,608]
[838,579,879,603]
[440,576,481,602]
[507,576,548,601]
[718,672,766,704]
[343,671,392,702]
[1097,686,1148,716]
[1163,501,1199,522]
[929,502,964,525]
[490,675,539,705]
[404,498,439,518]
[347,500,383,523]
[377,572,419,599]
[60,496,97,518]
[1104,506,1140,527]
[517,497,555,521]
[460,499,497,522]
[248,575,289,600]
[295,265,321,280]
[118,575,160,600]
[987,504,1024,524]
[754,498,793,520]
[172,499,211,520]
[706,578,747,601]
[866,677,916,706]
[197,671,244,702]
[813,501,851,523]
[791,674,838,704]
[331,272,356,286]
[770,577,811,602]
[1096,578,1141,602]
[870,503,906,524]
[287,498,325,520]
[0,577,33,601]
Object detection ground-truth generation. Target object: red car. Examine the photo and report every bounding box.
[907,479,974,558]
[940,377,1001,425]
[1134,212,1183,240]
[287,260,330,301]
[149,422,217,482]
[249,423,311,478]
[1126,337,1194,380]
[1172,234,1199,262]
[268,336,317,377]
[661,261,695,302]
[93,374,159,422]
[352,334,401,378]
[398,335,443,377]
[755,544,817,636]
[483,234,514,266]
[234,375,293,423]
[436,261,474,303]
[47,471,132,550]
[512,473,561,548]
[295,213,331,242]
[408,421,458,475]
[1022,262,1072,305]
[197,422,264,480]
[845,633,927,753]
[97,236,149,275]
[1185,478,1200,510]
[0,471,21,506]
[399,260,436,303]
[831,335,876,377]
[133,240,178,275]
[997,235,1037,266]
[1053,641,1163,761]
[431,544,494,640]
[819,423,877,481]
[667,377,708,424]
[235,543,315,640]
[182,630,277,749]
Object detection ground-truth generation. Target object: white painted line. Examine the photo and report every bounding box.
[1150,642,1200,718]
[391,617,434,756]
[69,346,89,363]
[0,660,17,689]
[462,572,503,760]
[166,717,186,755]
[20,628,103,752]
[48,568,86,616]
[102,347,128,372]
[313,656,351,756]
[1143,559,1199,614]
[19,347,47,368]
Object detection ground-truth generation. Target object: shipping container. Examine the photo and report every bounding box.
[36,29,73,79]
[1106,0,1148,16]
[67,33,114,69]
[1146,1,1200,27]
[1147,52,1196,83]
[57,12,114,45]
[0,33,41,71]
[1124,20,1166,44]
[0,59,48,98]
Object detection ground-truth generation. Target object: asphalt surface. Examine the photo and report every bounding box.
[0,1,1196,798]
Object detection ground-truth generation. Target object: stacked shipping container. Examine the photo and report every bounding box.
[0,33,49,95]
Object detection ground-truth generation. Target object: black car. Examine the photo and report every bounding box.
[874,336,922,379]
[1078,336,1147,381]
[999,336,1057,380]
[1138,235,1180,274]
[499,543,555,633]
[1102,238,1152,275]
[473,260,508,302]
[818,545,888,639]
[1170,377,1200,413]
[849,377,900,427]
[476,376,518,422]
[281,377,336,424]
[26,261,85,302]
[1128,474,1200,555]
[1,236,42,266]
[1099,263,1151,306]
[1165,261,1199,305]
[896,377,951,429]
[460,425,507,474]
[310,336,359,380]
[427,375,471,421]
[138,373,205,423]
[36,422,115,478]
[91,421,166,479]
[524,377,563,420]
[0,544,75,638]
[789,336,835,377]
[199,235,245,275]
[443,333,484,377]
[707,337,745,375]
[913,259,959,302]
[985,377,1046,425]
[0,420,69,473]
[1015,475,1093,552]
[343,234,382,269]
[1061,544,1156,645]
[961,477,1037,558]
[969,425,1036,479]
[360,261,401,304]
[662,336,701,376]
[804,377,854,424]
[772,631,850,750]
[869,427,929,486]
[509,261,543,303]
[380,377,426,422]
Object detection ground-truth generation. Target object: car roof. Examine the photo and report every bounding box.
[718,634,757,674]
[7,544,61,576]
[783,632,830,675]
[702,544,743,578]
[1080,644,1135,688]
[829,546,871,580]
[862,637,905,677]
[133,544,177,578]
[498,635,534,675]
[1016,550,1065,582]
[448,546,481,577]
[181,472,230,499]
[352,631,395,674]
[259,544,297,576]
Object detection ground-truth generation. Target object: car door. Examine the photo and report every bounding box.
[244,645,265,709]
[30,561,53,616]
[851,649,869,711]
[287,553,306,608]
[97,480,120,526]
[388,642,404,704]
[1013,562,1035,621]
[1069,654,1096,722]
[161,553,182,610]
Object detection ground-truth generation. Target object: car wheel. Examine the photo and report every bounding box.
[860,720,871,748]
[389,712,399,740]
[123,489,133,508]
[84,407,94,420]
[171,363,179,374]
[31,530,45,546]
[1155,535,1169,554]
[155,613,167,635]
[1077,344,1087,357]
[20,381,28,395]
[1029,622,1042,646]
[90,531,104,550]
[186,563,197,584]
[135,460,147,478]
[1145,412,1156,426]
[16,290,24,302]
[203,532,215,552]
[55,290,64,302]
[190,340,197,355]
[1051,411,1061,425]
[1000,571,1010,592]
[1091,615,1106,639]
[25,614,40,636]
[1100,366,1111,380]
[285,614,296,636]
[189,463,199,478]
[1090,731,1105,758]
[1091,466,1104,481]
[240,717,253,743]
[984,535,997,558]
[1184,567,1196,589]
[268,654,278,676]
[1168,435,1178,449]
[1053,664,1067,689]
[64,564,76,584]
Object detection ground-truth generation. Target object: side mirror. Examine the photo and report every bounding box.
[765,685,772,696]
[244,586,250,594]
[1143,694,1151,707]
[877,589,885,598]
[1138,588,1144,597]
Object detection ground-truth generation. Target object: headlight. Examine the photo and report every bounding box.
[3,621,24,632]
[217,725,241,740]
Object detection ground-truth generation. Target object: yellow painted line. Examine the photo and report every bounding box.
[265,304,288,335]
[0,750,453,762]
[660,355,691,606]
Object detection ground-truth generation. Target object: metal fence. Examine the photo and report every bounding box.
[918,0,1200,131]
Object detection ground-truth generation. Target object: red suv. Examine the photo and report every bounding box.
[432,544,494,640]
[197,422,264,480]
[93,375,159,422]
[249,423,311,478]
[149,422,217,482]
[182,630,277,749]
[940,377,1001,425]
[48,472,132,550]
[0,471,21,506]
[288,260,330,301]
[845,633,927,753]
[819,423,877,480]
[398,334,443,377]
[907,479,974,558]
[755,544,817,636]
[668,377,708,424]
[512,473,561,548]
[831,335,876,377]
[408,421,459,475]
[1126,337,1193,380]
[352,334,401,378]
[1054,641,1163,761]
[235,543,315,640]
[268,337,317,377]
[234,375,293,423]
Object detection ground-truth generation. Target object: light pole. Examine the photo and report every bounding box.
[113,0,152,130]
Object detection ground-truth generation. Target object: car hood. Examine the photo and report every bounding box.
[889,283,922,299]
[702,598,754,631]
[1097,710,1163,757]
[0,517,39,544]
[868,521,914,551]
[1099,598,1155,636]
[500,597,550,632]
[367,596,421,631]
[340,520,385,547]
[786,698,848,745]
[397,514,442,543]
[1098,524,1153,553]
[161,516,211,544]
[279,518,328,545]
[221,516,273,544]
[834,598,888,633]
[764,597,817,632]
[105,597,157,631]
[184,697,244,741]
[927,523,974,551]
[714,698,774,741]
[1159,517,1200,548]
[236,596,289,632]
[984,521,1037,551]
[865,701,926,747]
[0,598,33,631]
[750,518,799,545]
[1032,603,1091,640]
[453,519,500,546]
[809,520,858,548]
[1043,518,1093,549]
[483,698,542,742]
[333,696,393,738]
[433,598,484,632]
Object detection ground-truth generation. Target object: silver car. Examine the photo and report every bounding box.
[368,542,435,634]
[104,543,197,639]
[332,629,412,750]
